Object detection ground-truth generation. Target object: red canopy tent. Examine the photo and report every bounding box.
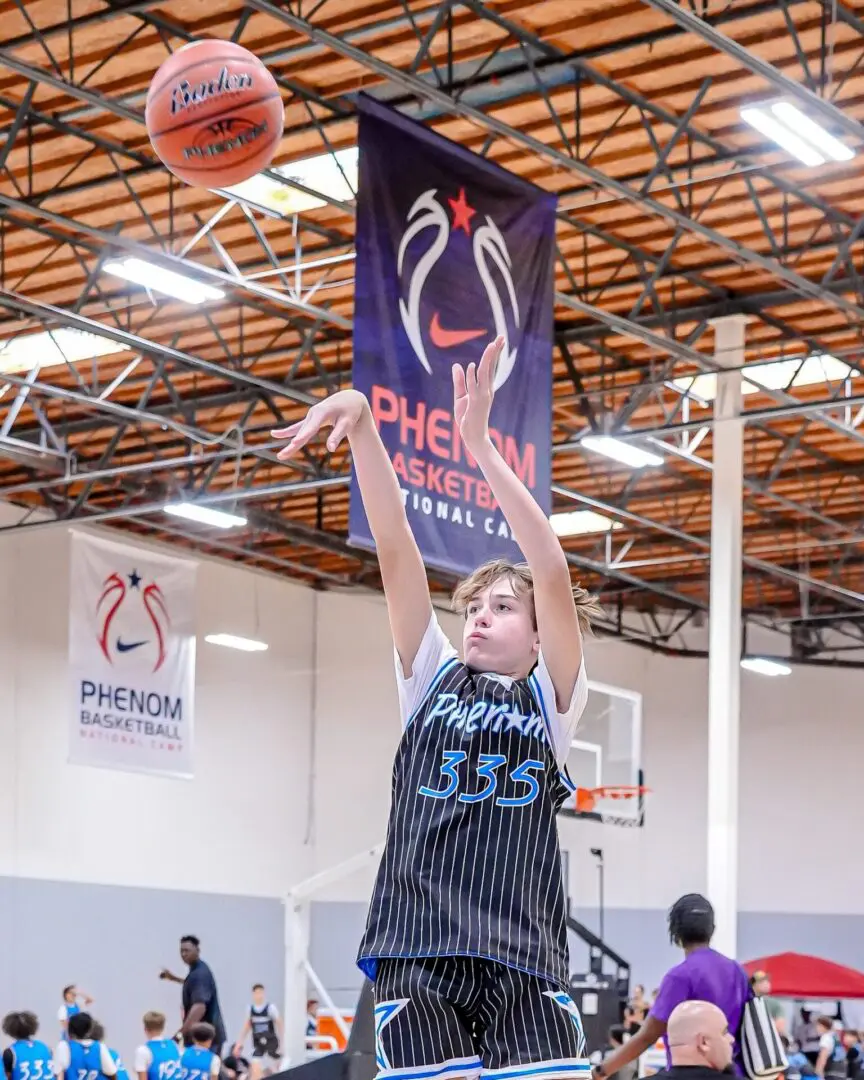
[744,952,864,999]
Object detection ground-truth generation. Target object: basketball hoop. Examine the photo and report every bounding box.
[570,785,650,827]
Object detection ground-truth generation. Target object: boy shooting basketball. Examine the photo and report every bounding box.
[274,337,599,1080]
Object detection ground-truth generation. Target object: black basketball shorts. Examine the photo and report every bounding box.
[372,956,590,1080]
[252,1034,280,1060]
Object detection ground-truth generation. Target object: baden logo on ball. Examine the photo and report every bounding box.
[170,66,255,115]
[145,39,285,189]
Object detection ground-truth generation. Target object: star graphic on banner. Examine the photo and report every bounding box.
[448,188,476,235]
[128,569,142,589]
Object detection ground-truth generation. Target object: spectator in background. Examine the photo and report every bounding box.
[306,1000,319,1038]
[179,1023,221,1080]
[750,971,786,1036]
[232,985,283,1080]
[54,1013,117,1080]
[816,1016,846,1080]
[159,935,227,1054]
[622,1007,640,1038]
[651,1001,735,1080]
[134,1011,180,1080]
[59,986,93,1040]
[600,1025,638,1080]
[222,1056,249,1080]
[795,1011,822,1066]
[88,1022,129,1080]
[592,894,750,1080]
[2,1011,53,1080]
[629,987,649,1026]
[841,1031,862,1079]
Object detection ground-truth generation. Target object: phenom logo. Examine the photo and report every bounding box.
[170,66,253,114]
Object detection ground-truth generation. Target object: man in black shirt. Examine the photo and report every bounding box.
[653,1000,734,1080]
[160,934,227,1054]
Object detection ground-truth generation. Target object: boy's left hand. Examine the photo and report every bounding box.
[452,335,503,452]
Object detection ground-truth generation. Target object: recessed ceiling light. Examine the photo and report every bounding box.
[580,435,663,469]
[673,353,854,403]
[741,106,826,167]
[104,257,225,305]
[163,502,247,529]
[204,633,268,652]
[219,147,358,216]
[550,510,623,537]
[740,657,791,677]
[0,327,126,375]
[770,103,854,162]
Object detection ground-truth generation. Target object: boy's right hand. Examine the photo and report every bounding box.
[272,389,368,460]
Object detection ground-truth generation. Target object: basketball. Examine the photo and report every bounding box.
[145,40,284,189]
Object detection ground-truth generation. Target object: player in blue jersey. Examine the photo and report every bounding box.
[178,1025,220,1080]
[134,1012,181,1080]
[274,337,600,1080]
[2,1011,54,1080]
[53,1013,117,1080]
[58,988,93,1042]
[87,1025,127,1080]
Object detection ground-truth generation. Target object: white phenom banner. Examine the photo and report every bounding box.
[69,531,196,778]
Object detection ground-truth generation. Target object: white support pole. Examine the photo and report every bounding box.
[283,895,311,1068]
[281,844,385,1066]
[706,315,747,958]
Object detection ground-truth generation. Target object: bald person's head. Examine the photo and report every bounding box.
[667,1001,734,1072]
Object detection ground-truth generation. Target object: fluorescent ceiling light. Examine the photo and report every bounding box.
[104,257,224,305]
[673,353,854,403]
[0,327,126,375]
[741,106,825,167]
[740,657,792,677]
[770,103,854,162]
[220,147,358,216]
[163,502,247,529]
[550,510,623,537]
[580,435,664,469]
[204,633,268,653]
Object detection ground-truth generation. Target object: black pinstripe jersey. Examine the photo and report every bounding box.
[357,626,577,990]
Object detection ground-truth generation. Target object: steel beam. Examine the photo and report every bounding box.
[4,191,863,448]
[640,0,864,145]
[0,288,322,406]
[0,193,351,330]
[244,0,864,326]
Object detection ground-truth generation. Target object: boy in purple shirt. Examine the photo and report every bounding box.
[594,894,751,1079]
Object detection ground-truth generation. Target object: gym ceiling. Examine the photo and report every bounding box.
[1,0,863,662]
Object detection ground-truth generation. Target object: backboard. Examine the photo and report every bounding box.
[559,679,644,826]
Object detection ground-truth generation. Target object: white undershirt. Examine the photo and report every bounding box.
[54,1042,117,1076]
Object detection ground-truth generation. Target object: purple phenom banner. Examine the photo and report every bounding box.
[349,95,557,576]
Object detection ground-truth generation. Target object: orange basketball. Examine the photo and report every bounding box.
[145,40,284,189]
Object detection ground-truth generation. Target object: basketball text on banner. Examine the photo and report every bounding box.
[349,95,557,576]
[68,531,196,778]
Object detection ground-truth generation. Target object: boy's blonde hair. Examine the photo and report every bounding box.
[452,558,602,633]
[143,1011,166,1034]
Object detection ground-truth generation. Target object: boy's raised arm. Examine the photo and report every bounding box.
[453,338,585,710]
[273,389,432,675]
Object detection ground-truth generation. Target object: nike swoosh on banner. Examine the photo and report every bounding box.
[116,638,148,653]
[428,312,486,349]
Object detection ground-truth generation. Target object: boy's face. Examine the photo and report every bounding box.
[252,988,265,1006]
[462,578,538,678]
[64,990,75,1003]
